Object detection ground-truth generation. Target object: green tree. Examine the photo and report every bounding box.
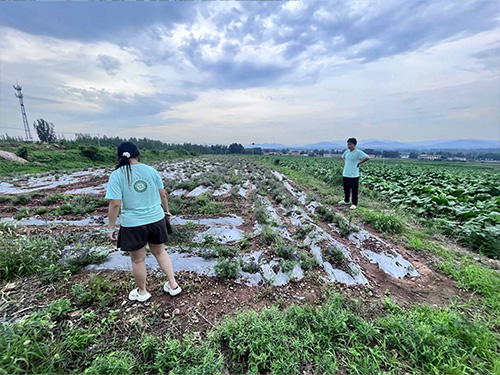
[228,143,245,154]
[33,119,57,143]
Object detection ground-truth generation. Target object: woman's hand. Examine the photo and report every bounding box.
[107,228,117,241]
[164,211,172,218]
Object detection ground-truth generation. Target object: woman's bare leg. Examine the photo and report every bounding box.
[149,243,178,289]
[130,247,148,294]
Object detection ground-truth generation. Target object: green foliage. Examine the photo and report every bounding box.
[294,223,313,239]
[140,334,163,362]
[316,205,335,223]
[0,236,60,280]
[13,207,32,220]
[41,193,68,206]
[296,250,318,270]
[362,211,404,234]
[213,294,500,374]
[214,258,239,279]
[78,145,105,161]
[271,240,299,261]
[194,193,225,215]
[49,195,108,216]
[240,259,260,273]
[11,193,33,205]
[254,206,269,224]
[0,298,76,374]
[378,304,500,374]
[0,194,13,203]
[261,225,278,245]
[33,118,57,143]
[84,351,135,375]
[16,146,29,159]
[323,244,345,264]
[153,335,224,374]
[0,142,190,177]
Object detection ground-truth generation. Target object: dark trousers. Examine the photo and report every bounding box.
[343,177,359,206]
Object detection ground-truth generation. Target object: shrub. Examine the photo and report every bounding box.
[323,244,345,264]
[79,145,104,162]
[297,251,319,270]
[215,258,239,279]
[16,146,29,160]
[254,206,269,224]
[240,260,259,273]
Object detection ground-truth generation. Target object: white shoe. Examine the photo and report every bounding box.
[128,288,151,302]
[164,281,182,296]
[349,205,357,210]
[338,200,348,205]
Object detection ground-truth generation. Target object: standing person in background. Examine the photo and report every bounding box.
[106,142,181,302]
[339,138,370,210]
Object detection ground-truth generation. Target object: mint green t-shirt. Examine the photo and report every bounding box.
[342,149,369,178]
[105,164,165,227]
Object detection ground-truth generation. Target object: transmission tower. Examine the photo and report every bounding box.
[13,82,33,141]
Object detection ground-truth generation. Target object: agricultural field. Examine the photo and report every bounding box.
[267,156,500,259]
[1,154,499,374]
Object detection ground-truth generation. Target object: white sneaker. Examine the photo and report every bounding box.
[349,205,357,210]
[338,200,348,205]
[128,288,151,302]
[164,281,182,296]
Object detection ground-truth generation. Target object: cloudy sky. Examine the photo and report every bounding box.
[0,1,499,145]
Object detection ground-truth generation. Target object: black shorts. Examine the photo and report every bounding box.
[117,218,169,251]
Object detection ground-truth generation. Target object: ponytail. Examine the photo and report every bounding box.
[115,142,140,185]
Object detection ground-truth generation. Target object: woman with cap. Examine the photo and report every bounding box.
[105,142,181,302]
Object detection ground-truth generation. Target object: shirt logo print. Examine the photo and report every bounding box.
[133,180,148,193]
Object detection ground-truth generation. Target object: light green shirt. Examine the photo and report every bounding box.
[342,148,368,178]
[105,164,165,227]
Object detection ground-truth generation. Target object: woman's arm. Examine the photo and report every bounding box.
[107,199,121,240]
[357,156,370,167]
[159,189,171,216]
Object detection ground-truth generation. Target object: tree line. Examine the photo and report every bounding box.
[2,118,262,155]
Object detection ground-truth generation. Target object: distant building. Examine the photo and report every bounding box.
[323,153,343,158]
[400,154,410,159]
[418,154,441,160]
[447,157,467,162]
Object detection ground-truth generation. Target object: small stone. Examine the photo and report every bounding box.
[4,282,19,292]
[68,310,82,319]
[121,300,127,307]
[163,312,170,318]
[23,340,31,345]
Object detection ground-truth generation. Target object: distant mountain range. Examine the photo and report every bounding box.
[245,139,500,151]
